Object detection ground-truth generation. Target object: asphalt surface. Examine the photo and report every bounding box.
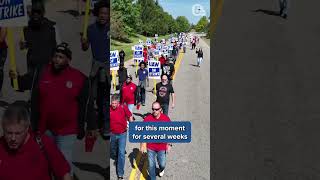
[109,34,210,179]
[0,0,108,179]
[213,0,320,179]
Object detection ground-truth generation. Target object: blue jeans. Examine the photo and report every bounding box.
[139,86,146,104]
[161,103,169,116]
[45,131,76,175]
[110,132,127,177]
[147,149,166,180]
[197,57,203,66]
[279,0,288,15]
[127,104,134,113]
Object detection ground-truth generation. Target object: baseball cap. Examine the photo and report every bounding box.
[55,42,72,60]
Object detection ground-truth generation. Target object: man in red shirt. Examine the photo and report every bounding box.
[159,54,166,69]
[110,94,133,180]
[9,43,97,176]
[121,75,137,113]
[140,101,172,180]
[0,102,71,180]
[143,47,148,63]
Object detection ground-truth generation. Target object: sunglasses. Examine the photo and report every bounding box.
[152,108,161,111]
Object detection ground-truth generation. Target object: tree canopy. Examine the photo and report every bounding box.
[111,0,191,41]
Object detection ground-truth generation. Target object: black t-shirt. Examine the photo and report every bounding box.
[118,68,127,84]
[119,51,125,58]
[156,82,174,104]
[162,63,175,80]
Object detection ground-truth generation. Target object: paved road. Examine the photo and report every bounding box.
[214,0,320,179]
[110,35,211,179]
[0,0,108,179]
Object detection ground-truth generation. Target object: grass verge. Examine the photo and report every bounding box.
[111,34,170,62]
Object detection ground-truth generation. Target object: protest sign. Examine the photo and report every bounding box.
[148,60,161,79]
[110,50,120,70]
[146,38,151,46]
[0,0,28,27]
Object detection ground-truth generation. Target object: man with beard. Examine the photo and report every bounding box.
[156,74,175,116]
[9,43,97,177]
[81,0,110,138]
[0,102,72,180]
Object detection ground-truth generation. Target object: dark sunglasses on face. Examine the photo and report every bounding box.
[152,108,161,111]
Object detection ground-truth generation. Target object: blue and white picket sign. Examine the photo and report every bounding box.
[162,45,168,56]
[0,0,28,27]
[146,38,152,46]
[162,45,168,51]
[148,60,161,79]
[156,43,162,50]
[110,50,120,70]
[134,50,143,58]
[133,45,143,58]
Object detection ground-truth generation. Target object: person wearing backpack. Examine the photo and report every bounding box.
[110,94,133,180]
[0,102,72,180]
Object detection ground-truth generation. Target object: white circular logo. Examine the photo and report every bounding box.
[66,81,73,88]
[192,4,206,16]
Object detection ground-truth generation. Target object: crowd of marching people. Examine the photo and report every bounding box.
[109,32,205,179]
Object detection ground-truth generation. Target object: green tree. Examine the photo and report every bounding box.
[195,16,209,32]
[175,16,190,33]
[111,0,142,35]
[110,10,131,42]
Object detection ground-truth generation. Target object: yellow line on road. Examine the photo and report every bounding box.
[172,52,184,80]
[129,152,143,180]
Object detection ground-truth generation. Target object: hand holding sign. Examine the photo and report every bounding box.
[82,0,91,40]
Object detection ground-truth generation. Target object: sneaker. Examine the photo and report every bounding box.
[118,176,124,180]
[282,14,287,19]
[159,170,165,177]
